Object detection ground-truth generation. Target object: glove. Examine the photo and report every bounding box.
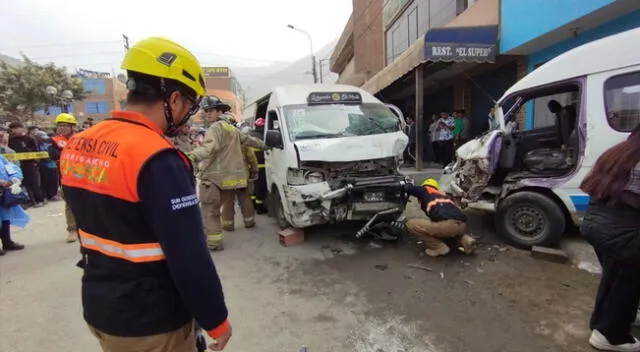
[249,171,258,181]
[390,215,407,230]
[9,179,21,195]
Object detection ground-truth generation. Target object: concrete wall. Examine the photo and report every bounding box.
[353,0,386,82]
[500,0,616,53]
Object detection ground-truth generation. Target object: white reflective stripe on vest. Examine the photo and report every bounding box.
[79,229,166,263]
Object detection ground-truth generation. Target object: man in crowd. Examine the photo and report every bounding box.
[188,96,267,251]
[436,112,456,166]
[34,131,60,202]
[51,113,78,243]
[60,36,231,351]
[396,178,476,257]
[8,122,44,208]
[0,128,15,154]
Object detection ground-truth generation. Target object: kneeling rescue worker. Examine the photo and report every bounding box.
[399,178,476,257]
[187,96,267,251]
[60,37,231,351]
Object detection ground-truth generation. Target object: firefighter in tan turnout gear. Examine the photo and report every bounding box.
[188,96,267,250]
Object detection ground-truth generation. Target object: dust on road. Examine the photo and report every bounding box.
[0,201,599,352]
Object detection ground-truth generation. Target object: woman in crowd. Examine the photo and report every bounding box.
[580,124,640,351]
[0,153,29,256]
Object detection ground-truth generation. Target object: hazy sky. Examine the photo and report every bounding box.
[0,0,352,72]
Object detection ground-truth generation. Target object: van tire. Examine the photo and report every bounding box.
[271,189,290,230]
[495,191,565,249]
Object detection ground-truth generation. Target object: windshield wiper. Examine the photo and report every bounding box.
[295,132,345,140]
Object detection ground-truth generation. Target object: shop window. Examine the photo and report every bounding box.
[605,71,640,132]
[408,8,418,43]
[85,101,109,114]
[83,79,106,95]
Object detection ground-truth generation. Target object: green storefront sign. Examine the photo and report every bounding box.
[383,0,410,27]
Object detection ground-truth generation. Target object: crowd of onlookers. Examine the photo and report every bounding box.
[1,123,62,208]
[403,109,472,167]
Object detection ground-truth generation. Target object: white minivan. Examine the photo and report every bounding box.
[244,84,410,236]
[440,27,640,248]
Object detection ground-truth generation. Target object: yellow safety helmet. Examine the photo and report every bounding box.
[421,178,440,190]
[55,113,78,125]
[121,37,206,99]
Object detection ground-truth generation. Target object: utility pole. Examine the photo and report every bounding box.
[123,34,130,51]
[318,59,330,83]
[287,25,318,83]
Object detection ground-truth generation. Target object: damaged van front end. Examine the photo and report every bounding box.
[280,133,410,230]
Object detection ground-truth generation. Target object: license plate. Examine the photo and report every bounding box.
[364,192,385,202]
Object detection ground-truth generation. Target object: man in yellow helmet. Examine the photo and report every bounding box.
[395,178,476,257]
[59,37,231,351]
[187,96,267,251]
[50,113,79,243]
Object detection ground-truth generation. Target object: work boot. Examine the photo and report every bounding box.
[222,225,235,232]
[244,216,255,229]
[66,231,77,243]
[589,329,640,352]
[457,235,477,255]
[207,235,224,251]
[3,241,25,251]
[0,247,5,256]
[425,245,450,257]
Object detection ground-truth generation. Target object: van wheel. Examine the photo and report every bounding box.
[271,189,290,230]
[495,191,565,249]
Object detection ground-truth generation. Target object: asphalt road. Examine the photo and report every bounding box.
[0,200,601,352]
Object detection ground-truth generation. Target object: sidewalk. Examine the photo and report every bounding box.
[399,164,443,184]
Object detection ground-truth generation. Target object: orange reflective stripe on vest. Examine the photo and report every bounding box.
[426,198,455,212]
[78,229,165,263]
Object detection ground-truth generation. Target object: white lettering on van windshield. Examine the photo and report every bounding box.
[292,109,306,117]
[297,143,320,152]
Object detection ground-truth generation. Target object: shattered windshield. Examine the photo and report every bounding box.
[283,103,400,141]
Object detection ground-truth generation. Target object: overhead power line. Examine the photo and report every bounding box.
[0,40,122,51]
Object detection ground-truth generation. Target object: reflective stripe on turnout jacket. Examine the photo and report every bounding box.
[421,185,466,222]
[60,110,194,337]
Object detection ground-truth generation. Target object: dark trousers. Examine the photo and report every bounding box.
[39,167,59,200]
[432,141,440,164]
[438,139,455,166]
[253,168,268,214]
[21,162,44,203]
[1,220,12,247]
[590,249,640,344]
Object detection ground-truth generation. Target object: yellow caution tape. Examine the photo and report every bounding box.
[2,152,50,161]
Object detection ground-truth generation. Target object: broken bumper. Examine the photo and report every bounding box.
[283,175,409,228]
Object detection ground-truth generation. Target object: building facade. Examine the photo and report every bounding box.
[199,66,245,123]
[35,69,127,126]
[331,0,523,167]
[500,0,640,129]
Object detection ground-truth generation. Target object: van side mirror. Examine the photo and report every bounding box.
[265,130,284,149]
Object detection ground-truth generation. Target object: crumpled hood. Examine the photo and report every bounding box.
[294,132,408,162]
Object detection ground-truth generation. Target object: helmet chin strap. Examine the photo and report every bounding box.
[160,79,179,137]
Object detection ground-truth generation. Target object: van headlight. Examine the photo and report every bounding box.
[287,168,326,185]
